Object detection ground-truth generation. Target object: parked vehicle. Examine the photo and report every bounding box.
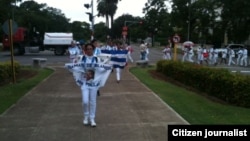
[43,32,73,55]
[227,44,245,58]
[1,27,73,55]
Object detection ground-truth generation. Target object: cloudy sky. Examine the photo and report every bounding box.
[32,0,147,23]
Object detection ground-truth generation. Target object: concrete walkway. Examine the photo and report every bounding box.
[0,64,188,141]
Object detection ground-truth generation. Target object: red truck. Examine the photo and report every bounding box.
[2,27,73,55]
[2,27,41,55]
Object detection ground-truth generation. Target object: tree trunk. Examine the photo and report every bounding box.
[105,14,109,28]
[110,15,114,30]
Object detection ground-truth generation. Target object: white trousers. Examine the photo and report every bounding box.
[236,55,242,65]
[116,68,121,81]
[197,54,202,64]
[127,52,134,62]
[81,86,98,120]
[228,56,235,66]
[209,53,213,64]
[212,55,218,64]
[182,53,188,62]
[240,55,248,66]
[163,53,171,60]
[188,54,194,62]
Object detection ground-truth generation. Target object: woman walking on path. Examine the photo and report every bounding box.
[66,40,81,63]
[66,43,112,127]
[80,43,99,127]
[114,40,127,83]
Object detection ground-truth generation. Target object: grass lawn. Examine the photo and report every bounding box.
[130,66,250,124]
[0,67,53,114]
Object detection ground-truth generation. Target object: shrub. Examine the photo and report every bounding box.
[0,61,20,85]
[156,60,250,108]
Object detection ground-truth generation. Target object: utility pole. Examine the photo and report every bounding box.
[84,0,94,40]
[91,0,94,40]
[11,0,17,20]
[187,0,191,41]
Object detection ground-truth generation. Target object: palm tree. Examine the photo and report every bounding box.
[97,0,120,29]
[97,0,109,27]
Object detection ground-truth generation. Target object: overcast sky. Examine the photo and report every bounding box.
[32,0,147,23]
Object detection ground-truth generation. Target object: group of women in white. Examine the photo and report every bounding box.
[162,42,248,67]
[195,45,248,67]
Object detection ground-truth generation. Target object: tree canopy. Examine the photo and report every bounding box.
[0,0,249,45]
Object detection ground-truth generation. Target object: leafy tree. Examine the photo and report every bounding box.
[188,0,218,44]
[112,14,145,42]
[1,0,249,46]
[97,0,109,27]
[0,0,22,22]
[94,22,109,42]
[70,21,91,41]
[143,0,171,45]
[170,0,250,45]
[219,0,250,44]
[1,0,71,39]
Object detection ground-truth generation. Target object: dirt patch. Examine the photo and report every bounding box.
[16,69,38,80]
[0,69,38,86]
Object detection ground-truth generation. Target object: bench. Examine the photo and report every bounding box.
[32,58,47,68]
[136,60,148,68]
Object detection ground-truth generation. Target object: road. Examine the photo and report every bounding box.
[0,51,68,66]
[0,44,250,74]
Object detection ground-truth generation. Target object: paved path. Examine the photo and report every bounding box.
[0,64,188,141]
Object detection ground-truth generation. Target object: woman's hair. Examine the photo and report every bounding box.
[91,39,97,44]
[84,43,95,51]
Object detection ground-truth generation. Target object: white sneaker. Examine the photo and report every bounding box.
[83,117,89,125]
[90,119,96,127]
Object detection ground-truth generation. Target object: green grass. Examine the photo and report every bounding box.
[0,67,53,114]
[130,66,250,124]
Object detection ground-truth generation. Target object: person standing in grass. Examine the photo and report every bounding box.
[139,40,147,60]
